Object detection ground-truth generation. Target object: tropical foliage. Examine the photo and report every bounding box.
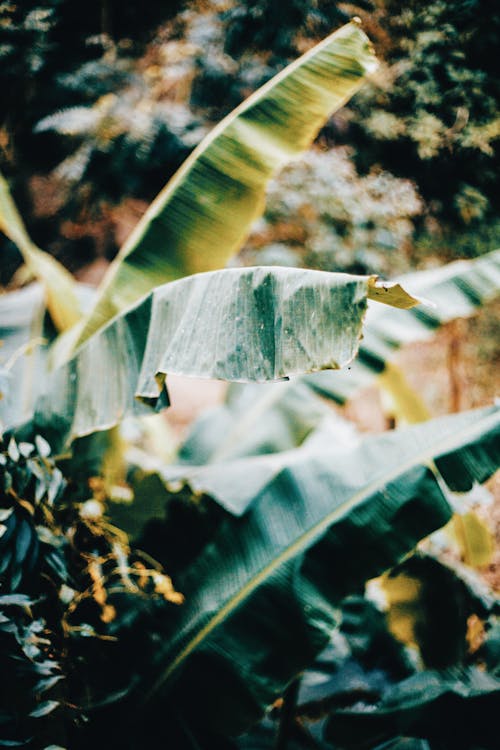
[2,1,499,276]
[0,10,498,750]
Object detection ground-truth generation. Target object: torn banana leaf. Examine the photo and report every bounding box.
[74,21,378,347]
[31,267,418,445]
[307,248,500,404]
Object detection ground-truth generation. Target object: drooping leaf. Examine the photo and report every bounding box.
[306,248,500,404]
[0,284,47,431]
[324,667,500,750]
[137,404,499,735]
[30,267,416,445]
[177,380,357,465]
[155,404,499,517]
[0,173,81,332]
[151,251,500,476]
[160,414,360,516]
[74,21,378,347]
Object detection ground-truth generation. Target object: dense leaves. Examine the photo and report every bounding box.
[0,434,184,748]
[137,405,499,736]
[1,7,499,749]
[29,267,418,446]
[73,20,377,345]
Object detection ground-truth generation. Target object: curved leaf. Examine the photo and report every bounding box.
[177,380,357,466]
[0,284,47,430]
[74,21,377,347]
[32,267,389,444]
[139,404,499,735]
[325,667,500,750]
[0,173,81,331]
[307,248,500,404]
[161,412,360,516]
[173,251,500,474]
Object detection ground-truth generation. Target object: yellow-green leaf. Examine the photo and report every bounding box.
[450,511,495,568]
[367,277,426,309]
[74,21,378,348]
[0,172,81,331]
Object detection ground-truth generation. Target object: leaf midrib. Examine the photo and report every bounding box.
[148,407,498,695]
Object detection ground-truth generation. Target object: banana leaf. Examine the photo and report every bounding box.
[159,402,498,517]
[0,283,95,434]
[74,21,378,347]
[137,404,499,735]
[177,380,358,465]
[112,382,353,538]
[306,248,500,404]
[30,267,417,446]
[0,284,48,430]
[173,250,500,474]
[324,667,500,750]
[0,173,81,331]
[160,414,361,516]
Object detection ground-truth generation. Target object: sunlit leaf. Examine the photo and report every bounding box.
[30,267,414,445]
[0,173,81,331]
[74,21,377,347]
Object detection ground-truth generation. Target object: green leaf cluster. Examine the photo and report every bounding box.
[0,16,498,750]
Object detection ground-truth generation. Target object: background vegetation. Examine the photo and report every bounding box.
[1,0,499,280]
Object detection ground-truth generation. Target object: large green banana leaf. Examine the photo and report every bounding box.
[160,413,361,515]
[73,21,378,347]
[307,248,500,404]
[0,173,81,331]
[30,267,416,445]
[138,404,499,735]
[113,409,359,541]
[170,250,500,474]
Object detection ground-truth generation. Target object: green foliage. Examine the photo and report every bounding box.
[0,12,499,750]
[3,0,499,277]
[0,433,187,748]
[243,146,423,276]
[349,0,500,236]
[70,20,377,345]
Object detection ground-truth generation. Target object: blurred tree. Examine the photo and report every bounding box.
[1,0,499,280]
[347,0,500,256]
[0,0,186,274]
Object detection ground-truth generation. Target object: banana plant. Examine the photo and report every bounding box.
[131,404,499,735]
[1,19,380,424]
[155,248,500,492]
[28,265,418,448]
[0,19,498,750]
[71,20,378,348]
